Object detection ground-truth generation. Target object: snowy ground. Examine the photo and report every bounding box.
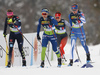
[0,44,100,75]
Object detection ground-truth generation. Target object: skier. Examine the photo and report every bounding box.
[55,12,71,64]
[68,4,91,66]
[3,9,26,67]
[37,8,61,68]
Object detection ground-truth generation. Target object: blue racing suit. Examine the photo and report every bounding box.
[37,15,60,61]
[69,11,90,59]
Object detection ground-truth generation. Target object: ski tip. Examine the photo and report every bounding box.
[81,63,93,68]
[74,59,79,63]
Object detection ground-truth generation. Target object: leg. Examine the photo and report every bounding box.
[16,34,26,66]
[7,33,15,67]
[9,34,15,61]
[40,34,48,67]
[69,32,77,66]
[70,35,77,60]
[79,34,89,54]
[16,34,25,60]
[56,34,61,57]
[50,35,60,58]
[41,34,48,61]
[60,35,68,58]
[78,33,91,61]
[50,35,61,67]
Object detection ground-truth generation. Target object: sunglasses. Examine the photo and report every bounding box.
[55,17,60,19]
[42,13,47,15]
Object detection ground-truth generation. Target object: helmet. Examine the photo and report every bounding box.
[41,8,49,13]
[71,4,78,10]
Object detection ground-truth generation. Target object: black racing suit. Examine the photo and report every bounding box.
[3,15,25,61]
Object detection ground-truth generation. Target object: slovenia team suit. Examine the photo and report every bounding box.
[37,15,61,61]
[3,15,26,67]
[69,10,90,62]
[55,19,71,58]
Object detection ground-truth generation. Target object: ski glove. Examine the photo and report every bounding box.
[69,28,72,38]
[75,13,80,17]
[3,33,7,37]
[37,34,41,40]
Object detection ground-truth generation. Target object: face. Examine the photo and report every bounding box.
[72,9,78,14]
[7,12,13,17]
[41,12,48,20]
[55,16,61,22]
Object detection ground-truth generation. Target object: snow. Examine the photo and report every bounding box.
[0,44,100,75]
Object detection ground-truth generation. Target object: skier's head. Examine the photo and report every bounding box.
[41,8,49,19]
[55,11,61,22]
[71,3,78,14]
[7,9,13,17]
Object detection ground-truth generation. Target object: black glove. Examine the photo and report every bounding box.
[37,34,41,40]
[75,13,80,17]
[69,28,72,38]
[3,33,7,37]
[69,32,71,38]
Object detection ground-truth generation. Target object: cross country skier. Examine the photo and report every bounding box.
[3,9,26,67]
[68,4,91,66]
[55,12,71,65]
[37,8,61,68]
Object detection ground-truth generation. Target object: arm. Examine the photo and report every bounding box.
[14,16,21,26]
[68,14,72,27]
[50,16,58,26]
[3,18,8,35]
[37,19,41,35]
[80,12,86,23]
[65,20,71,28]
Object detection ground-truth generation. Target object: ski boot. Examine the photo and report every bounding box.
[40,60,44,68]
[86,53,91,63]
[57,57,61,67]
[6,60,11,68]
[22,59,26,66]
[68,59,73,66]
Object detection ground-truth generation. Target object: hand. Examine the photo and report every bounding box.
[37,34,41,40]
[69,32,71,38]
[69,28,72,38]
[14,25,18,28]
[75,13,80,17]
[3,33,7,37]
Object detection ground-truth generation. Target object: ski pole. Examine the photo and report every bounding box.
[39,40,52,66]
[48,25,67,61]
[12,24,36,51]
[75,44,82,63]
[0,45,9,55]
[4,37,9,51]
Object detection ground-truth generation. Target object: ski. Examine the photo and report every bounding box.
[81,63,93,68]
[81,61,94,68]
[37,66,48,68]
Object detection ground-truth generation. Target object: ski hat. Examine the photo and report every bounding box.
[55,12,61,17]
[7,9,13,16]
[41,8,49,13]
[71,4,78,10]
